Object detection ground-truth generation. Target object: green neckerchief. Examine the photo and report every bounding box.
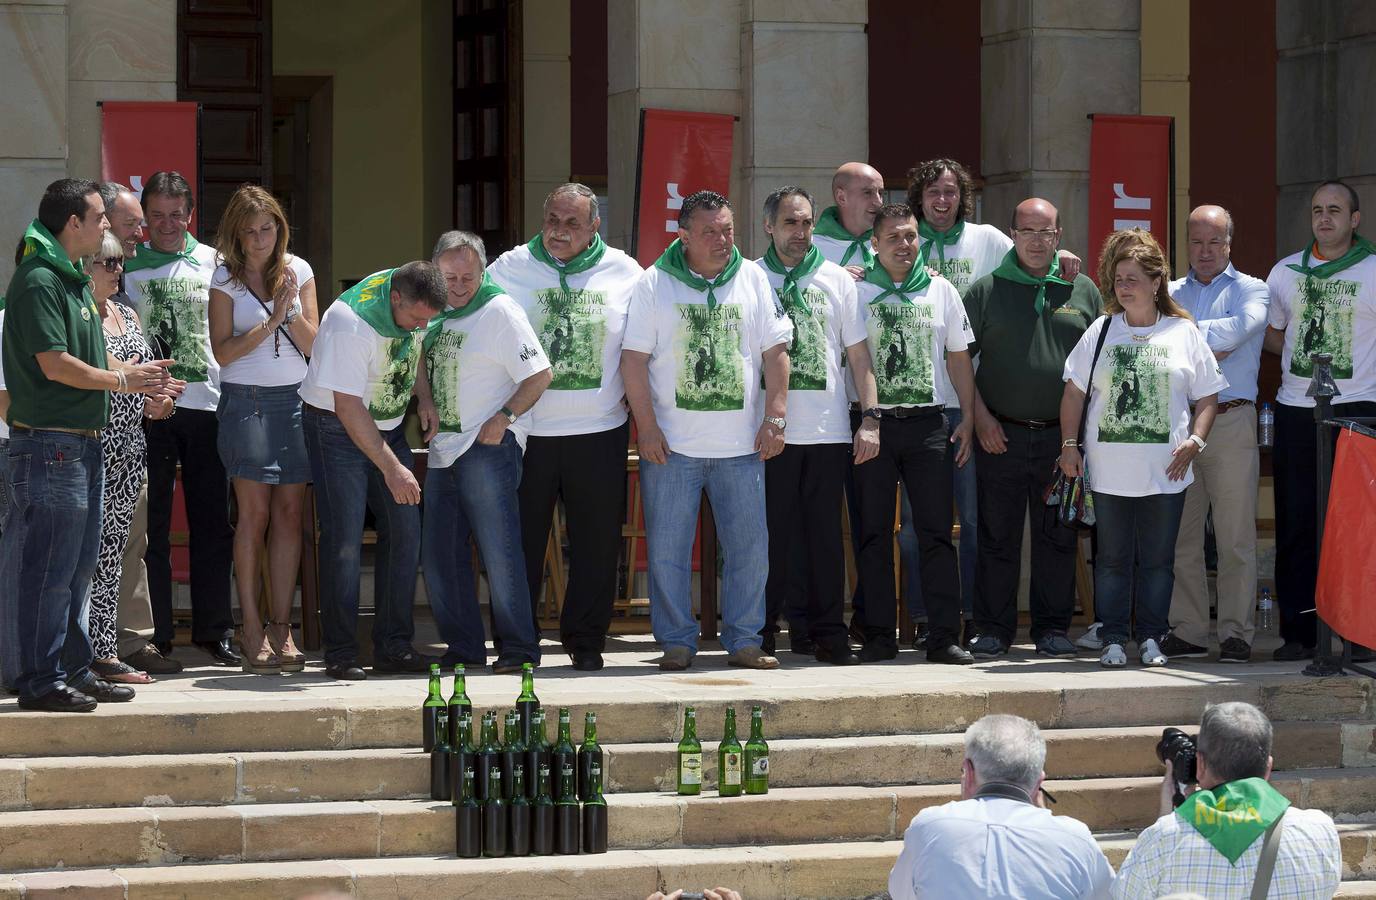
[339,269,421,361]
[918,219,965,269]
[16,220,90,286]
[863,258,931,304]
[762,244,823,315]
[528,232,606,295]
[991,248,1072,316]
[423,271,505,351]
[1286,235,1376,280]
[1176,778,1290,864]
[815,206,874,267]
[654,239,743,310]
[122,232,200,273]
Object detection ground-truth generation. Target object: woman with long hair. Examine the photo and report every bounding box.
[209,185,319,673]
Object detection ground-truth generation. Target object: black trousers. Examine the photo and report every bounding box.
[145,408,235,643]
[1272,400,1376,647]
[763,442,849,650]
[972,423,1077,644]
[854,411,960,650]
[518,421,630,654]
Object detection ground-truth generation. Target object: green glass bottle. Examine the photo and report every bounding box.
[531,762,555,855]
[576,710,603,802]
[454,764,481,858]
[743,705,769,795]
[551,706,577,801]
[677,706,702,796]
[717,706,743,797]
[554,755,580,855]
[429,716,452,801]
[449,711,475,807]
[422,663,445,752]
[500,710,524,800]
[446,664,472,747]
[508,762,531,857]
[475,711,500,803]
[581,760,608,853]
[524,707,552,801]
[482,765,507,857]
[516,662,541,744]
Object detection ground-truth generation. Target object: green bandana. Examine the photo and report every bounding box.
[1176,778,1290,864]
[919,219,965,269]
[654,239,743,310]
[762,244,823,315]
[122,232,200,273]
[528,232,607,295]
[16,220,90,286]
[1286,235,1376,281]
[863,258,931,304]
[991,248,1072,316]
[815,206,874,267]
[339,269,422,362]
[423,271,505,351]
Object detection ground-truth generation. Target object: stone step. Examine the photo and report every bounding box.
[3,768,1375,872]
[0,721,1357,812]
[0,675,1367,759]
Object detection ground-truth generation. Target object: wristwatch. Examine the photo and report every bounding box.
[500,406,518,424]
[862,407,882,422]
[764,415,787,431]
[1187,434,1207,452]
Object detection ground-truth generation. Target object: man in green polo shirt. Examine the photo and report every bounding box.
[963,198,1103,660]
[1,178,173,712]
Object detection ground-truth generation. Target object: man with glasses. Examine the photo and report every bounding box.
[964,198,1103,660]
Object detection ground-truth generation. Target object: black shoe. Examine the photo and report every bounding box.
[789,635,817,655]
[372,650,438,674]
[18,686,97,712]
[968,633,1009,659]
[77,676,136,703]
[858,642,898,662]
[121,644,183,674]
[571,652,604,672]
[1159,632,1209,659]
[815,643,861,666]
[928,644,975,665]
[152,640,174,658]
[909,622,929,651]
[492,656,533,675]
[847,616,866,646]
[760,632,777,655]
[1273,641,1315,662]
[325,661,368,680]
[194,639,241,666]
[1218,637,1252,663]
[962,620,976,648]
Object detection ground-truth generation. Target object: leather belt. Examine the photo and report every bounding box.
[1191,399,1252,415]
[10,422,101,439]
[993,412,1057,430]
[303,403,337,417]
[851,403,942,420]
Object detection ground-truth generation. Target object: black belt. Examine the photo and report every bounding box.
[993,412,1057,430]
[851,403,942,420]
[303,403,336,418]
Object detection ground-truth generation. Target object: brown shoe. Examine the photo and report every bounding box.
[658,646,693,671]
[727,646,780,670]
[267,621,306,672]
[239,631,281,675]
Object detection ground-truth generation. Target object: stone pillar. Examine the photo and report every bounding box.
[522,0,571,236]
[979,0,1141,258]
[1275,1,1376,254]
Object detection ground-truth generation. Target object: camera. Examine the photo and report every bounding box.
[1156,727,1198,807]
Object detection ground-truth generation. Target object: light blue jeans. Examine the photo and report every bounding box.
[640,452,768,655]
[902,407,978,621]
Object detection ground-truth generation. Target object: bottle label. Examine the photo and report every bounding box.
[722,752,742,786]
[680,752,702,785]
[750,755,769,777]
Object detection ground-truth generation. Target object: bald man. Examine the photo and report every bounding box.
[964,199,1103,659]
[1160,206,1268,664]
[815,163,886,268]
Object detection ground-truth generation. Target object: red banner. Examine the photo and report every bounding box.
[1088,114,1173,275]
[1317,429,1376,649]
[632,109,735,266]
[100,101,200,236]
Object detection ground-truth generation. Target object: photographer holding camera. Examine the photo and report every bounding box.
[1112,702,1340,899]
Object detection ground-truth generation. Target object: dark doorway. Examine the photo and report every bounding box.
[273,76,333,303]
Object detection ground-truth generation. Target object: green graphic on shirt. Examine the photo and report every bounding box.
[867,302,934,406]
[1290,277,1357,378]
[534,287,605,390]
[141,275,212,383]
[931,256,976,294]
[370,337,423,422]
[1098,344,1170,443]
[425,329,466,432]
[674,303,745,411]
[781,287,828,391]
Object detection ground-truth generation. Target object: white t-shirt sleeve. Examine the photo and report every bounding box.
[1063,316,1109,392]
[1266,262,1292,330]
[943,283,973,351]
[621,273,659,355]
[291,256,316,291]
[311,328,376,399]
[757,272,794,353]
[498,307,551,384]
[839,275,866,348]
[1184,325,1230,401]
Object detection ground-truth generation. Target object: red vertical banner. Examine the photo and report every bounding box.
[100,101,201,236]
[1317,429,1376,649]
[631,109,735,266]
[1088,114,1174,275]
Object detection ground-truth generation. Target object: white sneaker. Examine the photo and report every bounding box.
[1140,638,1168,667]
[1100,642,1127,667]
[1076,622,1104,651]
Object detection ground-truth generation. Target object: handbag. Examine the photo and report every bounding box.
[1044,318,1112,529]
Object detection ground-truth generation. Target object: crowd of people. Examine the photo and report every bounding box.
[0,157,1366,712]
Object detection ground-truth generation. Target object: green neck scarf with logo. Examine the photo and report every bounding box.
[1287,235,1376,280]
[122,233,200,273]
[339,269,422,362]
[761,244,823,316]
[815,206,874,267]
[991,248,1072,316]
[654,239,742,310]
[863,258,931,304]
[1176,778,1289,865]
[17,220,90,286]
[918,219,965,269]
[423,271,505,351]
[527,232,606,295]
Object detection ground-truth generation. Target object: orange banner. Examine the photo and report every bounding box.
[632,109,735,266]
[1316,429,1376,649]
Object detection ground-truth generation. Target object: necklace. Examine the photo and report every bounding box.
[1126,310,1161,343]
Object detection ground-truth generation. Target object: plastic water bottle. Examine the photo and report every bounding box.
[1258,402,1275,449]
[1258,588,1274,632]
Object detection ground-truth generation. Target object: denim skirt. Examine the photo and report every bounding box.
[216,382,311,484]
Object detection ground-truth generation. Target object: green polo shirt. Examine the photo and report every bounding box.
[2,257,109,430]
[964,270,1103,421]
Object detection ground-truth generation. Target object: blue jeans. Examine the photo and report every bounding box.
[1093,490,1187,646]
[640,452,768,654]
[903,408,977,621]
[2,430,103,700]
[304,409,422,667]
[422,432,540,664]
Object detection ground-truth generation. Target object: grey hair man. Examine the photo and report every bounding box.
[889,714,1113,899]
[1112,702,1340,899]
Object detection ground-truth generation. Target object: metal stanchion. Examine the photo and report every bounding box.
[1304,352,1343,676]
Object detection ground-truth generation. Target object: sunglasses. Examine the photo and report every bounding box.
[96,257,124,273]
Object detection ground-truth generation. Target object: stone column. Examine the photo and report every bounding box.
[522,0,572,236]
[979,0,1141,258]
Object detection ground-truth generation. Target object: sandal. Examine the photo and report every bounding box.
[267,621,306,672]
[240,631,281,675]
[91,658,154,684]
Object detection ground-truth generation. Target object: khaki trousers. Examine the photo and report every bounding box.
[116,475,157,657]
[1169,405,1259,646]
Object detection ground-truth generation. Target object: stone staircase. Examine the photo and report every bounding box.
[3,653,1376,898]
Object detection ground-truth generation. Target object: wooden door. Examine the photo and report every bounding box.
[454,0,522,256]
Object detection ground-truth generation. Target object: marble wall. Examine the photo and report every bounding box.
[522,0,573,237]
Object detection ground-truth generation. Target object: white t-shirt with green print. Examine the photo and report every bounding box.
[1266,251,1376,407]
[855,274,972,410]
[123,240,221,412]
[920,221,1012,409]
[298,301,425,432]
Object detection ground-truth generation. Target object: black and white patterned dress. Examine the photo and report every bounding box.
[89,302,153,660]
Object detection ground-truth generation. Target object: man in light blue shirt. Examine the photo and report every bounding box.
[1159,206,1269,664]
[888,714,1113,900]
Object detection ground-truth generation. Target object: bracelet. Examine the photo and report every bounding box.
[113,369,128,393]
[1061,438,1078,448]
